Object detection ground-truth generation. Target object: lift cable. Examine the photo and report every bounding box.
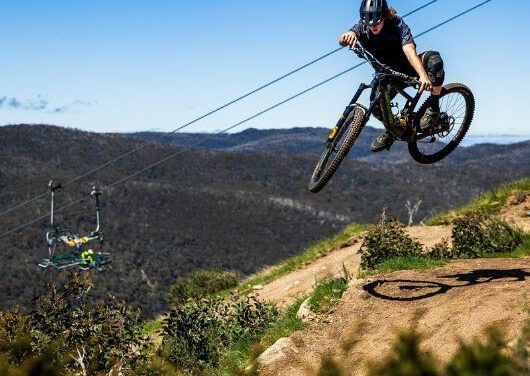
[0,0,440,220]
[0,0,495,239]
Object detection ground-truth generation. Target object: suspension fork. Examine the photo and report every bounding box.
[327,82,372,142]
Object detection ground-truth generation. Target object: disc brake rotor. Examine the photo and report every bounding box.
[427,112,453,138]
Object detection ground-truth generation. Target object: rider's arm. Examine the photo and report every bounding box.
[403,43,432,92]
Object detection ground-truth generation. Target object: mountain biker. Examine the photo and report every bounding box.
[339,0,445,152]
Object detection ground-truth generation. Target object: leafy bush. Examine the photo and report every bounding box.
[0,272,149,375]
[428,238,453,259]
[316,320,529,376]
[159,295,278,372]
[0,309,32,365]
[445,328,523,376]
[452,211,524,258]
[167,269,240,307]
[360,221,423,270]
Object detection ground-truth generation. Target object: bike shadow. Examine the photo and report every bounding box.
[362,268,529,302]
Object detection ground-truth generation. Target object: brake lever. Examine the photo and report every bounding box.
[349,45,365,59]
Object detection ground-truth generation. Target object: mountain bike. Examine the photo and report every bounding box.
[308,44,475,193]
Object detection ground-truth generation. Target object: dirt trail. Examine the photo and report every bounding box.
[255,225,453,306]
[255,242,363,306]
[253,194,530,375]
[258,258,529,376]
[256,194,529,306]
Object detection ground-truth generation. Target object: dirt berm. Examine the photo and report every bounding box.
[254,194,530,375]
[257,258,529,376]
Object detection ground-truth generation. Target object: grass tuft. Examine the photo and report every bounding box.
[229,224,366,296]
[142,319,164,336]
[428,178,530,225]
[373,255,449,274]
[309,278,349,313]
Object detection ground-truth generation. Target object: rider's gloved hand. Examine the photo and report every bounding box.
[418,74,433,93]
[339,31,357,48]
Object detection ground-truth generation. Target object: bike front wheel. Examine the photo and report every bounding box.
[408,83,475,164]
[308,106,366,193]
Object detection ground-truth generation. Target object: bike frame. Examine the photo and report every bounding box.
[328,44,429,144]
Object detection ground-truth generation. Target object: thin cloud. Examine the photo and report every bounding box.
[0,95,95,114]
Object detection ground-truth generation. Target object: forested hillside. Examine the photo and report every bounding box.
[1,124,529,316]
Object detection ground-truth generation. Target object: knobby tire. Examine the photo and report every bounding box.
[408,83,475,164]
[308,106,366,193]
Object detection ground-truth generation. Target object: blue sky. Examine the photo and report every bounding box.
[0,0,528,136]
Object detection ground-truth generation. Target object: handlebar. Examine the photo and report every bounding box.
[350,44,422,90]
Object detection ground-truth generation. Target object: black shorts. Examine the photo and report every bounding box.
[370,51,445,122]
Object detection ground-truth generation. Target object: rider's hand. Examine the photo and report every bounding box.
[339,31,357,48]
[418,74,433,93]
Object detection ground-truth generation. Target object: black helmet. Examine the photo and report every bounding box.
[360,0,389,27]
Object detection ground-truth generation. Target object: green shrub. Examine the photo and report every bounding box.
[316,321,529,376]
[309,278,349,313]
[0,272,149,375]
[0,309,32,365]
[452,211,524,258]
[159,295,278,372]
[370,328,439,376]
[167,269,240,307]
[428,238,453,259]
[360,221,423,270]
[445,328,521,376]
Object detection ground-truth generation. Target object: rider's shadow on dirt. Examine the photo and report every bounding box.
[362,268,529,302]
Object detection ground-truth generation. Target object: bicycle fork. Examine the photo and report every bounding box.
[327,82,372,142]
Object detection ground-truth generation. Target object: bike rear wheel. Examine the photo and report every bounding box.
[408,83,475,164]
[308,106,366,193]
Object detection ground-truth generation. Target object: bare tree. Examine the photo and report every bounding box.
[405,199,422,226]
[379,207,388,225]
[72,347,88,376]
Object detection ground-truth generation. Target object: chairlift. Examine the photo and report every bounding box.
[38,181,112,271]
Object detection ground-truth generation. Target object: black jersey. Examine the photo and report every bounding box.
[350,16,416,76]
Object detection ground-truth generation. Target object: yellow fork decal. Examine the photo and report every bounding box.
[328,126,339,140]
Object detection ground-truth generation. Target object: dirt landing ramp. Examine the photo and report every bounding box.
[257,258,529,376]
[255,243,362,307]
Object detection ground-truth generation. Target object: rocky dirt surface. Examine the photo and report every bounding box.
[257,258,529,376]
[254,241,362,307]
[254,225,454,307]
[256,194,529,306]
[501,192,530,232]
[253,194,529,375]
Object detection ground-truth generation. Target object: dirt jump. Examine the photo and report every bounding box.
[253,194,530,375]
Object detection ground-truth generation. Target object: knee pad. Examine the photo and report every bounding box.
[423,51,445,87]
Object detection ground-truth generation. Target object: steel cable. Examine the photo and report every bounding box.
[1,0,495,239]
[0,0,440,220]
